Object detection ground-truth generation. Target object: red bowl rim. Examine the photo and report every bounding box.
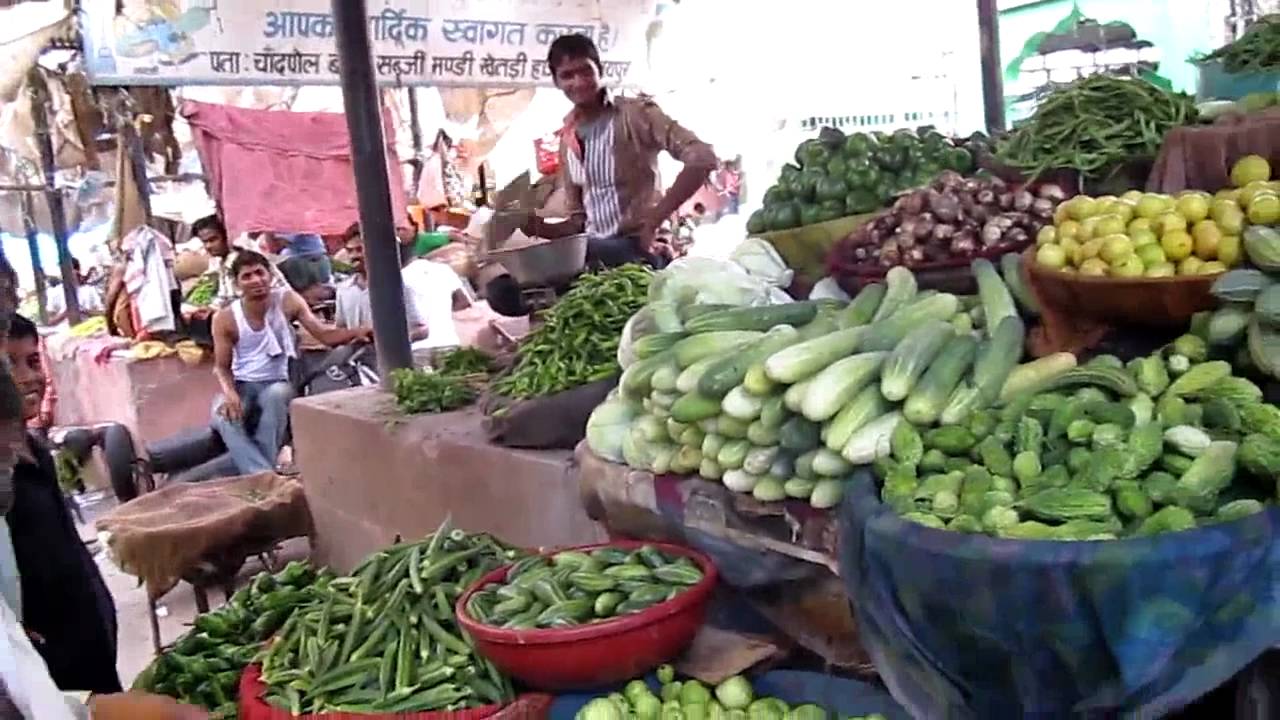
[1022,247,1221,285]
[454,540,717,647]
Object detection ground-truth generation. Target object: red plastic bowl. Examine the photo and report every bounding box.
[455,541,718,691]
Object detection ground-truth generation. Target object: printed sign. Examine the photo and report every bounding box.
[81,0,656,87]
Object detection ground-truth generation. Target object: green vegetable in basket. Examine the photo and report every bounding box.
[715,676,754,710]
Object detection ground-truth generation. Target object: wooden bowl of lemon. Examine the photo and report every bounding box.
[1024,189,1247,326]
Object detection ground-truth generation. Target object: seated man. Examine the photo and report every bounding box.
[211,251,370,475]
[335,224,428,343]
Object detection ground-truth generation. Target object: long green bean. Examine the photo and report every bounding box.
[996,74,1198,182]
[1195,15,1280,74]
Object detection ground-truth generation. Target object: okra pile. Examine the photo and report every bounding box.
[259,529,523,715]
[133,561,324,719]
[875,343,1279,540]
[467,545,704,629]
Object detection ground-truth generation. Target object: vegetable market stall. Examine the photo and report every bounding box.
[291,391,606,574]
[43,329,217,449]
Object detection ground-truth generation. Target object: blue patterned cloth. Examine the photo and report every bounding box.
[838,470,1280,718]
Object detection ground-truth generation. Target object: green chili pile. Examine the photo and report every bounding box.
[185,275,218,307]
[1195,15,1280,73]
[492,264,652,399]
[391,368,477,414]
[433,347,496,377]
[996,75,1197,181]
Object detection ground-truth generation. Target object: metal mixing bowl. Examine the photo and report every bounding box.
[487,234,588,287]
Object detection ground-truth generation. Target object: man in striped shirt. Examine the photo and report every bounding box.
[486,34,717,315]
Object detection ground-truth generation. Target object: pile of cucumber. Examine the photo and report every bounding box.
[467,545,704,629]
[591,254,1043,508]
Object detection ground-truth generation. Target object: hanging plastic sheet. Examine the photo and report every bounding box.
[838,470,1280,718]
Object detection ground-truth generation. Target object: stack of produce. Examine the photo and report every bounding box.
[465,545,704,629]
[576,666,888,720]
[996,75,1197,183]
[493,264,652,399]
[134,562,324,719]
[258,529,522,715]
[588,257,1039,509]
[185,274,218,307]
[872,344,1278,539]
[1194,14,1279,75]
[1034,155,1277,277]
[747,127,980,234]
[830,171,1063,272]
[391,348,497,415]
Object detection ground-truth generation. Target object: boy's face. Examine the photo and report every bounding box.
[4,335,45,421]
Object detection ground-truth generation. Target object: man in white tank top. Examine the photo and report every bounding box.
[211,251,371,475]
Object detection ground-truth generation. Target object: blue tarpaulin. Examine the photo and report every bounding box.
[838,471,1280,718]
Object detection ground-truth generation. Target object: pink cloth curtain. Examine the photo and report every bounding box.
[181,100,408,238]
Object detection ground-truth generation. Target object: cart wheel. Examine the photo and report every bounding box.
[102,424,139,503]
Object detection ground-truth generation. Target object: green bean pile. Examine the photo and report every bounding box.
[260,529,524,715]
[1196,15,1280,73]
[492,264,652,399]
[391,368,477,414]
[996,75,1198,181]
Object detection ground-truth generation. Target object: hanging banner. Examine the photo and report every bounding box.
[80,0,656,87]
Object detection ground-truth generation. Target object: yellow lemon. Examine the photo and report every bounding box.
[1135,193,1168,219]
[1178,256,1205,275]
[1057,219,1081,240]
[1128,217,1153,234]
[1161,230,1194,261]
[1136,243,1167,267]
[1247,193,1280,225]
[1191,220,1223,259]
[1130,228,1159,248]
[1121,189,1145,204]
[1155,212,1188,236]
[1144,261,1176,278]
[1067,196,1099,221]
[1036,225,1058,246]
[1036,243,1068,269]
[1218,234,1242,267]
[1079,216,1103,242]
[1074,238,1103,266]
[1199,260,1228,275]
[1099,234,1134,263]
[1094,215,1127,237]
[1079,257,1110,276]
[1231,154,1271,187]
[1174,194,1211,223]
[1111,254,1145,278]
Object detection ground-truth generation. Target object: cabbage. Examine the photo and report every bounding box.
[586,394,640,463]
[729,238,794,289]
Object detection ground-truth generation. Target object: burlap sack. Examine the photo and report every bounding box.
[482,377,616,450]
[1148,108,1280,193]
[173,250,209,281]
[95,472,312,599]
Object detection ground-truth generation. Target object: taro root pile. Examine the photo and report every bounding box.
[831,171,1066,272]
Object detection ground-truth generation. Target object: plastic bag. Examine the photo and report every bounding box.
[585,391,641,463]
[616,306,658,369]
[809,276,851,302]
[730,237,795,289]
[649,257,781,308]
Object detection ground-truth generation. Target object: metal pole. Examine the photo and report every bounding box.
[976,0,1006,134]
[331,0,412,382]
[29,68,80,324]
[20,193,48,325]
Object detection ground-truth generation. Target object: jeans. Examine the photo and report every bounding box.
[211,380,294,475]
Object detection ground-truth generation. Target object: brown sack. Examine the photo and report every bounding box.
[1148,108,1280,193]
[426,242,477,281]
[95,473,312,599]
[482,378,617,450]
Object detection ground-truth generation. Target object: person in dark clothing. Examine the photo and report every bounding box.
[3,313,121,694]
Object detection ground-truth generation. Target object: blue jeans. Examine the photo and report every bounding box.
[211,380,294,475]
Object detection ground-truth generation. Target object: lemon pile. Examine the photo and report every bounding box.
[1035,154,1278,278]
